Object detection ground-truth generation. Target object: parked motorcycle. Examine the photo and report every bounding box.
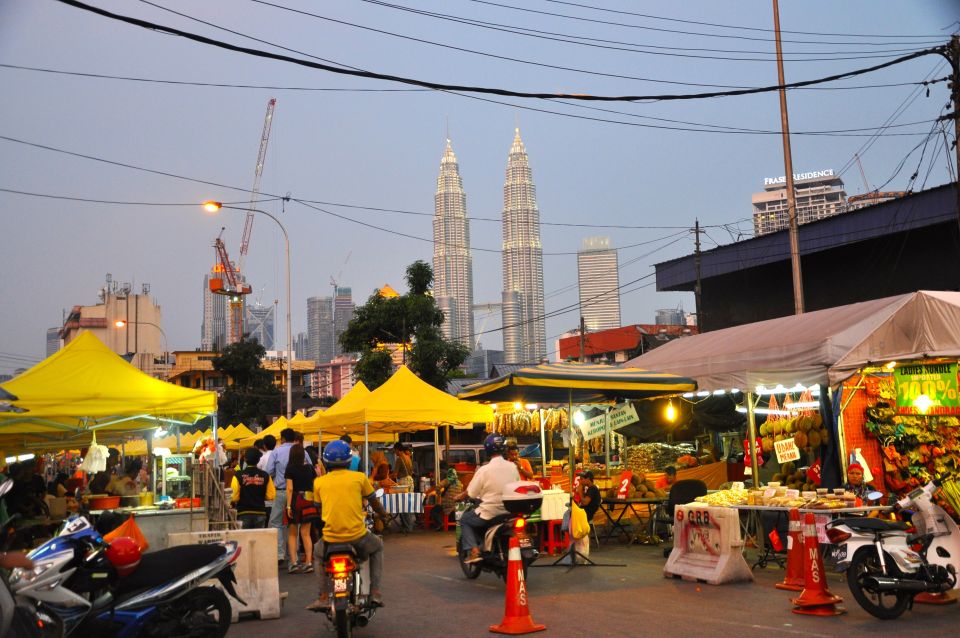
[9,514,245,637]
[826,480,960,619]
[456,481,542,581]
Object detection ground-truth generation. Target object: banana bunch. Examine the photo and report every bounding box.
[940,478,960,517]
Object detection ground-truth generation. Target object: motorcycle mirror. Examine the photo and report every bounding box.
[0,479,12,498]
[866,491,884,502]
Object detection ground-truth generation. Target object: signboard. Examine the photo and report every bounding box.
[894,361,960,415]
[576,403,639,441]
[615,470,633,500]
[743,438,764,467]
[764,169,834,186]
[774,437,801,464]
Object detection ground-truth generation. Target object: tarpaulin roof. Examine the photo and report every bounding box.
[318,366,493,434]
[0,332,216,446]
[299,382,370,436]
[458,361,697,404]
[624,291,960,390]
[237,416,288,447]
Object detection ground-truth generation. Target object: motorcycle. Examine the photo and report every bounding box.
[9,514,245,637]
[826,480,960,619]
[456,481,542,581]
[311,488,385,638]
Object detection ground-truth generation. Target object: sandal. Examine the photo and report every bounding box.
[301,563,314,574]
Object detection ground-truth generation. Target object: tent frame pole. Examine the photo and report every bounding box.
[538,408,547,477]
[746,392,760,489]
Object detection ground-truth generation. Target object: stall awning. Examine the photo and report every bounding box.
[458,361,696,404]
[624,291,960,390]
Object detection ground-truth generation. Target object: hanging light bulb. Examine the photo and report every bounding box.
[665,399,677,423]
[573,410,586,426]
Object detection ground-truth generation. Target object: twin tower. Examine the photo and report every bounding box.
[432,129,545,365]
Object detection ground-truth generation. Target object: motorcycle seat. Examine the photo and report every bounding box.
[323,543,358,560]
[835,517,908,532]
[113,544,227,598]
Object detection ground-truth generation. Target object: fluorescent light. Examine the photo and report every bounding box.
[682,392,695,398]
[730,388,741,394]
[525,404,539,411]
[4,456,15,464]
[712,389,726,395]
[16,453,34,462]
[696,391,710,397]
[512,402,523,411]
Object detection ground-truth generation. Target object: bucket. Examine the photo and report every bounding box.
[139,492,155,507]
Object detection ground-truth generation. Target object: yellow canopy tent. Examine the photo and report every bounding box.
[222,424,255,443]
[236,416,289,448]
[0,331,216,453]
[299,382,370,437]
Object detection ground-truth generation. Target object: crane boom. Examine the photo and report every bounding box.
[238,98,277,270]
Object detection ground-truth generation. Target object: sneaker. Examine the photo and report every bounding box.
[301,563,314,574]
[288,562,301,574]
[464,549,482,564]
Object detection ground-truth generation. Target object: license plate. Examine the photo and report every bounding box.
[832,546,847,562]
[333,577,348,593]
[518,536,532,549]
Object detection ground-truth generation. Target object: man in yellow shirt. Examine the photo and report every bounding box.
[306,440,387,611]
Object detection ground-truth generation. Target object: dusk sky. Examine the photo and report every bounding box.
[2,0,957,374]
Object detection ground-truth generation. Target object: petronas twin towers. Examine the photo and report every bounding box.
[432,129,546,364]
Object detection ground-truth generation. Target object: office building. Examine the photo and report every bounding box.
[432,138,475,346]
[244,303,275,350]
[313,355,357,400]
[655,308,685,326]
[577,237,621,332]
[752,169,848,236]
[333,287,355,356]
[501,128,546,363]
[46,327,60,357]
[307,296,334,366]
[294,331,308,362]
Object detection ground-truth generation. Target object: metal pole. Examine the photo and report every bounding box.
[772,0,805,315]
[579,316,586,362]
[538,408,547,477]
[604,406,610,479]
[746,392,760,489]
[693,220,703,332]
[253,207,293,418]
[949,36,960,240]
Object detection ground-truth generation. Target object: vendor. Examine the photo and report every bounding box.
[109,459,143,496]
[843,462,876,500]
[505,439,534,480]
[88,448,120,495]
[655,466,677,491]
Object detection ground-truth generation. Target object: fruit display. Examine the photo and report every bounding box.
[487,407,568,436]
[758,413,829,456]
[623,443,696,474]
[770,462,819,492]
[695,486,748,507]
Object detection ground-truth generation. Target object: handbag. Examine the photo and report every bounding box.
[295,492,320,520]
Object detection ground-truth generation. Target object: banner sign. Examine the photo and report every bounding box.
[774,437,801,464]
[894,362,960,415]
[577,403,639,441]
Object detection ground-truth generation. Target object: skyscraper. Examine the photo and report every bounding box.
[46,327,60,357]
[307,296,334,365]
[244,303,275,350]
[501,128,545,363]
[577,237,621,332]
[333,287,355,356]
[201,272,228,352]
[432,138,475,347]
[752,169,847,236]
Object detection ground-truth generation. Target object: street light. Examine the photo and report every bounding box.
[114,319,170,365]
[202,200,292,418]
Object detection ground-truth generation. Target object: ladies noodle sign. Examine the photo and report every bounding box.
[894,362,960,415]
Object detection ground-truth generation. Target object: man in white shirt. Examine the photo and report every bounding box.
[460,434,520,563]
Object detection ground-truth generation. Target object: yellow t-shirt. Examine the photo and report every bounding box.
[313,469,375,543]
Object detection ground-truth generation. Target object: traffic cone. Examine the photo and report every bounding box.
[775,508,805,592]
[914,591,958,605]
[489,535,546,635]
[791,513,844,616]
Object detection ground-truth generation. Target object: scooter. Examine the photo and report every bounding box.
[826,480,960,619]
[9,514,245,637]
[456,481,542,581]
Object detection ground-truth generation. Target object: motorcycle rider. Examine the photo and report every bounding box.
[306,439,388,611]
[460,434,520,563]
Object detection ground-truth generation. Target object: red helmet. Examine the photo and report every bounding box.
[106,537,142,578]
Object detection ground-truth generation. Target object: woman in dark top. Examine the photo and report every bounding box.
[284,444,318,573]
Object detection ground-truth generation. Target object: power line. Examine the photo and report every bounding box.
[0,187,272,207]
[54,0,947,103]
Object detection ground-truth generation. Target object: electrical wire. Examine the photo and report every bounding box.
[0,187,274,207]
[53,0,947,103]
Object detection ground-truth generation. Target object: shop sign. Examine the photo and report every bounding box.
[774,437,800,463]
[577,403,639,441]
[894,361,960,415]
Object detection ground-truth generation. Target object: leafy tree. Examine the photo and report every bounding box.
[340,260,470,390]
[212,339,281,426]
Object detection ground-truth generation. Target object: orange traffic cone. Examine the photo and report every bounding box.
[791,513,844,616]
[775,508,805,592]
[914,591,958,605]
[489,535,546,635]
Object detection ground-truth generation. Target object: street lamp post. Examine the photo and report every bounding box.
[203,201,293,418]
[114,319,170,365]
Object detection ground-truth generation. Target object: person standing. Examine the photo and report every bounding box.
[285,444,319,573]
[505,439,535,480]
[230,448,275,529]
[264,428,300,564]
[392,442,415,531]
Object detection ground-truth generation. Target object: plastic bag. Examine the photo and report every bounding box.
[570,502,590,540]
[103,514,150,552]
[78,432,108,473]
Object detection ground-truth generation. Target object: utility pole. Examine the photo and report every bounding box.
[579,316,586,363]
[772,0,805,315]
[693,219,703,332]
[947,35,960,238]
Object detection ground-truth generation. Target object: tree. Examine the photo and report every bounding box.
[340,260,470,390]
[212,339,281,426]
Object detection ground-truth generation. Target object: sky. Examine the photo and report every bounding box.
[1,0,958,375]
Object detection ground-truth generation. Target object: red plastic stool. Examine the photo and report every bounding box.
[422,505,455,531]
[540,519,569,555]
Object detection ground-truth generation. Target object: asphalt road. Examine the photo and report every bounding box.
[227,531,959,638]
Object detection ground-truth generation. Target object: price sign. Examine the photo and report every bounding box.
[616,470,633,500]
[895,362,960,415]
[572,474,582,504]
[743,438,764,467]
[774,437,801,463]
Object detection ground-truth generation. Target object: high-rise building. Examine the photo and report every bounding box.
[307,296,334,366]
[432,138,475,347]
[294,331,308,361]
[752,169,848,236]
[577,237,621,332]
[244,303,275,350]
[46,327,60,357]
[333,287,355,356]
[500,128,546,364]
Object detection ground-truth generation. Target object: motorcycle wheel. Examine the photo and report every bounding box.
[457,539,481,579]
[846,548,912,620]
[171,585,232,637]
[335,608,352,638]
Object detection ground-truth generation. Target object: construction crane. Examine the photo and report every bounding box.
[854,153,872,194]
[209,98,277,345]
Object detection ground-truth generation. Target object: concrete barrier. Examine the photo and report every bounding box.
[664,504,753,585]
[167,528,281,621]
